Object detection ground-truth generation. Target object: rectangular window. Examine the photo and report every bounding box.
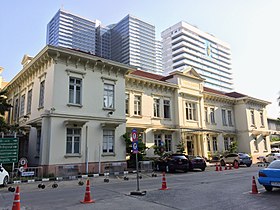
[13,98,19,121]
[125,93,129,115]
[263,138,268,151]
[204,107,208,123]
[154,134,162,147]
[103,130,114,153]
[207,138,211,151]
[103,84,114,108]
[39,80,45,108]
[250,110,255,125]
[227,110,233,126]
[66,128,81,154]
[224,137,229,151]
[260,111,264,126]
[212,137,217,152]
[210,108,215,124]
[134,95,141,115]
[186,102,196,120]
[27,89,32,114]
[222,109,227,126]
[69,77,82,104]
[254,137,258,151]
[165,134,172,152]
[153,98,160,117]
[163,99,171,119]
[20,94,25,117]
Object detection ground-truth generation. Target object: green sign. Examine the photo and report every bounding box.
[0,138,19,164]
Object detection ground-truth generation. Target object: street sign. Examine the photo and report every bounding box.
[0,138,19,164]
[131,128,138,142]
[132,141,138,154]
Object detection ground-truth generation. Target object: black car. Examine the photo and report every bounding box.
[155,154,189,173]
[186,155,207,171]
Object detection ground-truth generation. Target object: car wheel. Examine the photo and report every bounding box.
[264,186,273,192]
[201,167,205,171]
[220,160,225,166]
[3,176,9,187]
[246,164,251,167]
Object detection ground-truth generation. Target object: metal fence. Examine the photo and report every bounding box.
[139,161,154,174]
[12,167,43,181]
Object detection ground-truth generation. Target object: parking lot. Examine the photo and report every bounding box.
[0,164,279,210]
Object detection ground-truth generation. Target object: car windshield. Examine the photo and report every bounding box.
[268,161,280,169]
[238,153,249,158]
[172,155,187,160]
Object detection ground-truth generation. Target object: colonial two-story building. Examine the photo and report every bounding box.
[4,45,271,175]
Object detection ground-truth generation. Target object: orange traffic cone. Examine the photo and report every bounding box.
[250,176,259,194]
[23,163,28,169]
[12,186,20,210]
[234,161,239,169]
[219,164,223,171]
[159,172,169,190]
[229,163,232,170]
[80,179,95,204]
[215,163,219,171]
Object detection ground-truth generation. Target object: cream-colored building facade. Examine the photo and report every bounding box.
[4,45,271,175]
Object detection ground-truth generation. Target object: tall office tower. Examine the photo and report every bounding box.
[162,21,233,92]
[95,20,111,59]
[155,40,163,73]
[111,15,158,73]
[47,9,97,54]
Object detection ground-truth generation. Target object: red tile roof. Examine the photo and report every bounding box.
[130,70,167,81]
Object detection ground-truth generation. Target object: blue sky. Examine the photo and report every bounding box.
[0,0,279,117]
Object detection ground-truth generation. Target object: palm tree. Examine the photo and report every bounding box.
[0,89,12,115]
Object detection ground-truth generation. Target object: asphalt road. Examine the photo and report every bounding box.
[0,165,279,210]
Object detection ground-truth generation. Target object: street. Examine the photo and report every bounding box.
[0,165,279,210]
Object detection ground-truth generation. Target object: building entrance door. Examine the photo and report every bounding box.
[186,136,194,155]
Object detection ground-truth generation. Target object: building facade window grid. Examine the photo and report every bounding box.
[134,95,141,115]
[224,137,230,151]
[153,98,160,117]
[69,77,82,104]
[39,80,45,108]
[163,99,171,119]
[66,128,81,154]
[210,108,215,124]
[103,83,114,109]
[260,111,264,126]
[222,109,227,126]
[204,107,209,123]
[165,134,172,152]
[27,89,32,114]
[20,94,25,117]
[186,102,196,120]
[212,137,217,152]
[254,137,258,151]
[125,93,129,115]
[227,110,233,126]
[154,134,162,147]
[103,129,114,153]
[251,110,255,126]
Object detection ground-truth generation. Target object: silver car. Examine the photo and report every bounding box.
[0,165,9,186]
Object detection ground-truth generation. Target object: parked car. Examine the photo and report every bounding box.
[220,153,252,167]
[263,153,280,163]
[155,154,189,173]
[186,155,207,171]
[0,165,9,187]
[258,160,280,192]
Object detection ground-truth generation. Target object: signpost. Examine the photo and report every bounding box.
[0,138,18,164]
[130,128,146,196]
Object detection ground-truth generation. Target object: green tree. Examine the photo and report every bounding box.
[176,141,185,154]
[229,140,238,153]
[0,90,12,115]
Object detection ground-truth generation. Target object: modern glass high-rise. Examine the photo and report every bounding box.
[162,21,233,92]
[47,9,97,54]
[111,15,158,73]
[155,40,163,74]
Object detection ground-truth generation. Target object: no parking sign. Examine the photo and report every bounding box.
[131,128,138,154]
